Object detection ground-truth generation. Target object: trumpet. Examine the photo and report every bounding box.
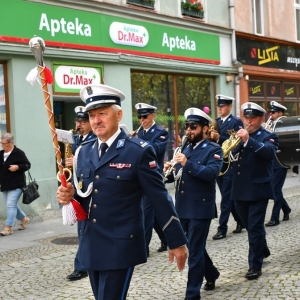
[164,134,190,180]
[263,116,274,131]
[129,124,142,137]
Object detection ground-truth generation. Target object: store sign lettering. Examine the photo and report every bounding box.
[257,46,279,65]
[39,13,92,37]
[162,33,196,52]
[55,66,100,89]
[109,22,149,47]
[251,85,261,94]
[287,57,300,67]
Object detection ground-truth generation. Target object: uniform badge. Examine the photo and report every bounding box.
[109,163,131,169]
[214,154,221,159]
[269,139,274,142]
[256,131,262,136]
[86,86,93,95]
[117,139,125,148]
[150,129,155,133]
[141,142,148,147]
[159,136,166,140]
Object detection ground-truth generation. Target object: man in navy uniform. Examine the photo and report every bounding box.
[133,103,169,255]
[231,102,278,280]
[165,108,223,300]
[265,101,291,226]
[210,95,244,240]
[56,84,188,300]
[65,106,96,281]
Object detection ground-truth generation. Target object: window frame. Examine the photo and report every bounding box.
[252,0,264,36]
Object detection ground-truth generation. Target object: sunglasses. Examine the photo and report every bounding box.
[138,115,148,119]
[270,111,278,114]
[184,123,198,130]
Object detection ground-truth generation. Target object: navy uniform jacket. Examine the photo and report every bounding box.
[71,131,96,154]
[230,127,278,201]
[216,114,244,145]
[137,123,168,172]
[74,130,187,271]
[166,140,223,219]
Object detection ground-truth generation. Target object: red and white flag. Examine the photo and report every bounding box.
[149,161,157,168]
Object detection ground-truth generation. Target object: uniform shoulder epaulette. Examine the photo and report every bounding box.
[127,137,149,148]
[156,125,166,131]
[81,138,97,146]
[210,141,222,148]
[231,115,241,121]
[216,117,221,121]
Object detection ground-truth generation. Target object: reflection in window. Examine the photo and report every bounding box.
[253,0,264,35]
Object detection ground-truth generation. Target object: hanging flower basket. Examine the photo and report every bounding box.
[127,0,155,8]
[181,8,204,19]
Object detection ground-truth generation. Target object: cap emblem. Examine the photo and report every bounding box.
[86,86,93,95]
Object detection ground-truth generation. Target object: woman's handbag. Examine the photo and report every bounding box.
[22,170,40,204]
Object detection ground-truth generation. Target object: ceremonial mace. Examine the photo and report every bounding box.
[28,36,87,224]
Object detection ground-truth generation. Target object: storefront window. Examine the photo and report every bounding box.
[0,63,8,142]
[131,72,213,160]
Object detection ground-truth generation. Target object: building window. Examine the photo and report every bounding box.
[295,0,300,41]
[253,0,264,35]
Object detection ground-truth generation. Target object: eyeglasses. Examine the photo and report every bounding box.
[184,123,198,130]
[76,120,88,124]
[138,115,148,119]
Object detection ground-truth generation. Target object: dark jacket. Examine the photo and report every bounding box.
[0,146,31,191]
[74,130,187,271]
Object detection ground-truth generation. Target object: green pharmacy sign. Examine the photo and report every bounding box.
[1,0,220,64]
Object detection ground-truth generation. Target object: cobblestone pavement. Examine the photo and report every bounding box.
[0,195,300,299]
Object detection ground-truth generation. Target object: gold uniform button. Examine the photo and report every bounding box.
[92,219,96,223]
[93,204,97,208]
[95,175,99,179]
[94,189,98,194]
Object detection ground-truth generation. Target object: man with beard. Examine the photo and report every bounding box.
[164,107,223,300]
[231,102,278,280]
[57,84,188,300]
[65,106,96,281]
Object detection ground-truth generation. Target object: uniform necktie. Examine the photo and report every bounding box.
[143,130,146,135]
[99,143,108,160]
[79,135,83,144]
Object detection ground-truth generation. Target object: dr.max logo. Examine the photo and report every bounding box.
[109,22,149,47]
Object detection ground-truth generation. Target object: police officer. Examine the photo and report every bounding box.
[133,103,169,255]
[65,106,96,281]
[210,95,244,240]
[56,84,188,300]
[265,101,291,226]
[231,102,278,280]
[165,108,223,300]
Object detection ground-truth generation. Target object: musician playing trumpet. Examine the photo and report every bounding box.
[210,95,245,241]
[164,108,223,299]
[131,103,169,256]
[231,102,278,280]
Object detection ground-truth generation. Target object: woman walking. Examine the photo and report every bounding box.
[0,133,31,236]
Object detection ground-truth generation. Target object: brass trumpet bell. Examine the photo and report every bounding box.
[57,168,72,182]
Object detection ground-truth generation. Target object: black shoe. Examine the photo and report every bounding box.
[157,242,168,252]
[245,268,262,280]
[204,280,216,291]
[264,248,271,259]
[184,297,200,300]
[212,232,226,240]
[265,220,280,227]
[66,270,88,281]
[283,213,290,221]
[232,224,243,233]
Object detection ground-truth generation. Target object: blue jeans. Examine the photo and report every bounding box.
[2,189,26,226]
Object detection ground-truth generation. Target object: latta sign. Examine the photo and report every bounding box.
[53,63,103,94]
[0,0,220,64]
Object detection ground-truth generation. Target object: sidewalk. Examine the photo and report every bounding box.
[0,169,299,299]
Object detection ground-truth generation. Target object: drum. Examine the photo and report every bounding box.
[274,116,300,168]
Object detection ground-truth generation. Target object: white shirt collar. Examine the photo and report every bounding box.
[98,128,121,150]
